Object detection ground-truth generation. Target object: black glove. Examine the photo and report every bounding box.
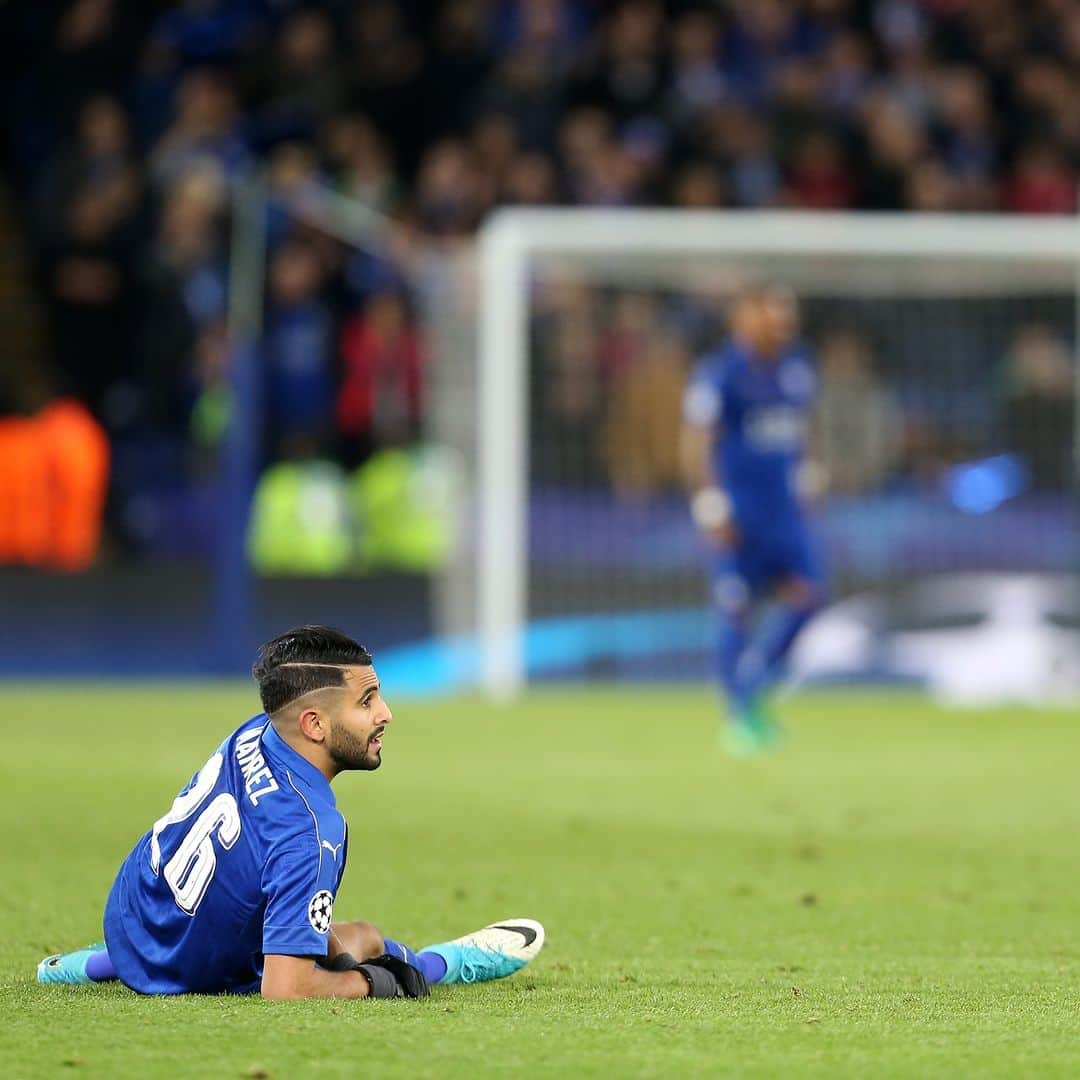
[321,951,430,999]
[361,954,431,999]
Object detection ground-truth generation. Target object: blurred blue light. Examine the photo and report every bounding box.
[944,454,1029,514]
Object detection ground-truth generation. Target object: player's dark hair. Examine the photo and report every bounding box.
[253,625,372,716]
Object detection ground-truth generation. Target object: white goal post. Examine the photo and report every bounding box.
[477,209,1080,700]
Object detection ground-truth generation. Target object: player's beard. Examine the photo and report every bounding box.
[328,723,382,771]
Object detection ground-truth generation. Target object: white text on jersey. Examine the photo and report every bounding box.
[235,727,281,806]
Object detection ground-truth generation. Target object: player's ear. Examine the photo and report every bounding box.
[297,707,328,744]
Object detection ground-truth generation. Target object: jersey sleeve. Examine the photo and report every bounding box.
[682,359,725,427]
[260,834,340,957]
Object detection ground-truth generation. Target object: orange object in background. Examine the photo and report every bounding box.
[0,399,109,571]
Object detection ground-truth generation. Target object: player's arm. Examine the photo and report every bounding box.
[261,951,428,1000]
[262,952,369,999]
[680,369,737,547]
[263,950,427,997]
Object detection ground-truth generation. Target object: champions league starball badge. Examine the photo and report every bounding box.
[308,890,334,934]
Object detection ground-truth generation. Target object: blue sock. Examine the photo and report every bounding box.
[86,948,116,982]
[417,951,448,984]
[383,937,448,984]
[716,606,752,714]
[745,599,816,693]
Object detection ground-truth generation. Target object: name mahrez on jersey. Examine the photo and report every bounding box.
[235,726,280,806]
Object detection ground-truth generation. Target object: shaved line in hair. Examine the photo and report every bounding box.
[275,662,355,670]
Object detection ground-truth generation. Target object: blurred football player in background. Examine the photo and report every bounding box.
[680,288,826,753]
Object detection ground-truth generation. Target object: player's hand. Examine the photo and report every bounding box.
[691,487,739,549]
[362,954,431,998]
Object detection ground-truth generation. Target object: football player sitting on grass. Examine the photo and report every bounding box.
[39,626,544,999]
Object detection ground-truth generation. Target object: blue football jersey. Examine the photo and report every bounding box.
[104,717,347,994]
[683,338,816,529]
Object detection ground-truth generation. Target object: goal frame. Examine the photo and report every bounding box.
[477,209,1080,699]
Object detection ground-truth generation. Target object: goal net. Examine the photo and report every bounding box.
[432,211,1080,697]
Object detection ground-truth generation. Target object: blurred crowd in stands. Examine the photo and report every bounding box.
[0,0,1076,564]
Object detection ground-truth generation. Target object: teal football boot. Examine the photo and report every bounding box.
[723,693,781,756]
[421,919,545,985]
[745,693,782,747]
[37,942,107,985]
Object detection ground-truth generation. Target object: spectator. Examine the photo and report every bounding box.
[572,0,666,124]
[37,95,141,237]
[482,42,566,151]
[320,114,397,212]
[33,94,143,422]
[532,285,604,486]
[0,393,110,571]
[496,0,585,55]
[469,114,520,206]
[45,0,134,126]
[414,139,485,237]
[189,317,231,453]
[267,141,322,201]
[418,0,496,143]
[859,95,926,210]
[345,0,425,168]
[873,0,935,124]
[816,330,901,495]
[1001,325,1075,491]
[786,130,855,209]
[723,0,823,105]
[559,107,614,202]
[905,159,956,212]
[619,117,670,203]
[605,330,687,498]
[599,292,660,382]
[721,108,782,207]
[264,241,334,460]
[264,141,324,248]
[43,184,135,420]
[666,10,725,126]
[671,161,728,209]
[774,59,827,151]
[251,9,345,145]
[1010,56,1072,146]
[337,291,424,464]
[149,0,265,67]
[504,151,560,205]
[149,69,250,192]
[138,165,227,434]
[821,31,872,118]
[1001,143,1077,215]
[934,67,997,209]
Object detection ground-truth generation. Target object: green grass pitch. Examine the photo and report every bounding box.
[1,684,1078,1078]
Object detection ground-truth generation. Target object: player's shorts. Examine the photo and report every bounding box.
[710,516,825,611]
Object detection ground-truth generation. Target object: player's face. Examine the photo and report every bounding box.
[764,290,799,350]
[731,296,761,345]
[734,297,780,360]
[326,666,392,772]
